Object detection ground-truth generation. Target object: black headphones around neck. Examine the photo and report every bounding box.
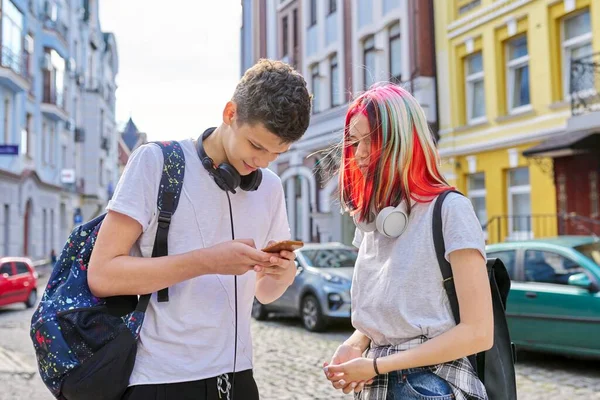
[196,127,263,194]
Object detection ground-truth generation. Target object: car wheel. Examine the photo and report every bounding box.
[251,298,268,321]
[25,290,37,309]
[301,294,326,332]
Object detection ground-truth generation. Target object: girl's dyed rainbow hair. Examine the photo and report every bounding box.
[340,83,452,222]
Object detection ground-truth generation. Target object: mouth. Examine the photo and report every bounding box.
[243,161,257,172]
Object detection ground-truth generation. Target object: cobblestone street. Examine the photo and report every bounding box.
[252,317,600,400]
[1,274,599,399]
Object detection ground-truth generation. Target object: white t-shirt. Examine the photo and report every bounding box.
[106,138,291,386]
[351,193,486,347]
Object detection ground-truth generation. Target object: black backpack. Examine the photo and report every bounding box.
[30,141,185,400]
[433,190,517,400]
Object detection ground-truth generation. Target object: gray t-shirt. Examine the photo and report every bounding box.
[107,139,291,385]
[351,193,486,346]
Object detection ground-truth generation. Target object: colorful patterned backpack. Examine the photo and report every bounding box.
[30,141,185,400]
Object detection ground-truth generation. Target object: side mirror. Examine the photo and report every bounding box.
[568,273,596,292]
[0,273,8,280]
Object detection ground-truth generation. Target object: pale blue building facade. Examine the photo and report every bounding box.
[0,0,119,260]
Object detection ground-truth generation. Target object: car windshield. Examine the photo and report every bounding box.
[300,248,358,268]
[575,241,600,266]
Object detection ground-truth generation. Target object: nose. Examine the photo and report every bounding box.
[355,141,369,160]
[254,153,277,168]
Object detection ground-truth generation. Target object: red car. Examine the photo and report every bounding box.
[0,257,38,308]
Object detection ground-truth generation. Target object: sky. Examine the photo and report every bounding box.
[99,0,243,141]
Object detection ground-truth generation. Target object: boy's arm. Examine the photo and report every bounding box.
[254,181,296,304]
[254,247,296,304]
[88,210,271,297]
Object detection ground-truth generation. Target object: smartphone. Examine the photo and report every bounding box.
[261,240,304,253]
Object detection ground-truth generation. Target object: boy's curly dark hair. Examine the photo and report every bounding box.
[233,59,312,143]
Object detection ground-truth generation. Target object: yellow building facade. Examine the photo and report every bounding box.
[434,0,600,243]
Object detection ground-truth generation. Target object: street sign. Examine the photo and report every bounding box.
[0,145,18,155]
[61,169,76,184]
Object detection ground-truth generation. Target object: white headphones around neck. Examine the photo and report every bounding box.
[353,202,409,238]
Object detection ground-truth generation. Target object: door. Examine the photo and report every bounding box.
[0,262,16,306]
[508,249,600,356]
[13,262,33,302]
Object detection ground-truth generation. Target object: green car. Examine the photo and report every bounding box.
[486,236,600,359]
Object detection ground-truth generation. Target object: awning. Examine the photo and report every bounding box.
[523,130,600,157]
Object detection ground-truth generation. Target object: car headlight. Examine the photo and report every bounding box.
[322,273,346,284]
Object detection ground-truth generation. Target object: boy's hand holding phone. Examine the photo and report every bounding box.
[255,240,304,283]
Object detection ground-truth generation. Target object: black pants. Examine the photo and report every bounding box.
[122,370,259,400]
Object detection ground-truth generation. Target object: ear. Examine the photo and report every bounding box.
[223,101,237,125]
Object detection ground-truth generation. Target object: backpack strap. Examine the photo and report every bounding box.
[432,190,462,324]
[143,141,186,305]
[432,189,480,374]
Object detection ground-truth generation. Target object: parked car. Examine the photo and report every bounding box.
[0,257,38,309]
[252,242,357,332]
[486,236,600,359]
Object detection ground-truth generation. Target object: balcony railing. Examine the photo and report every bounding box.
[0,46,32,81]
[42,19,69,43]
[42,86,65,109]
[484,213,600,244]
[570,52,600,116]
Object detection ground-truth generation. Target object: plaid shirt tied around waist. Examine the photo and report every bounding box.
[355,336,488,400]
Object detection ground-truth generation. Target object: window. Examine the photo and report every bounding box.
[24,34,34,77]
[99,158,104,186]
[330,55,339,108]
[50,209,54,253]
[20,128,27,155]
[506,35,530,111]
[467,173,487,229]
[389,22,401,84]
[43,49,66,107]
[562,10,593,96]
[301,248,358,268]
[61,144,66,171]
[3,98,10,144]
[25,113,32,157]
[311,64,320,114]
[488,250,516,278]
[524,250,584,285]
[507,167,531,240]
[88,52,93,83]
[328,0,336,15]
[458,0,480,15]
[1,0,24,74]
[309,0,317,26]
[0,263,13,276]
[42,122,47,164]
[100,109,104,137]
[42,209,47,255]
[15,262,29,275]
[49,125,55,165]
[282,16,289,58]
[292,9,298,52]
[465,52,485,123]
[575,242,600,266]
[3,204,8,256]
[364,36,376,89]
